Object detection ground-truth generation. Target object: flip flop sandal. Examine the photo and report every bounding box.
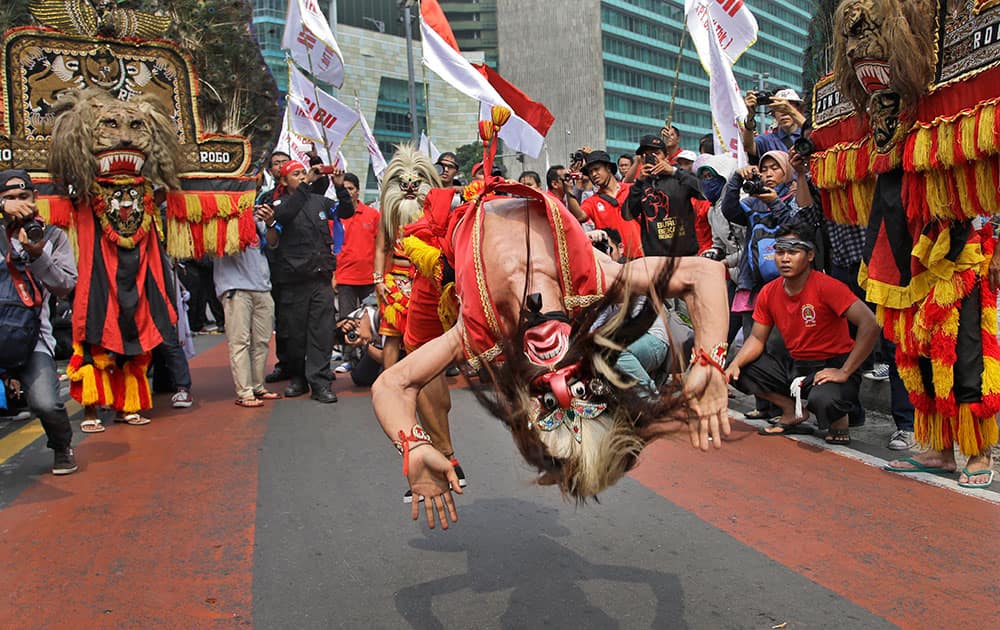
[115,413,151,426]
[744,409,773,420]
[253,391,282,400]
[81,419,105,433]
[958,467,995,489]
[883,457,954,474]
[235,398,265,408]
[758,423,814,436]
[824,428,851,445]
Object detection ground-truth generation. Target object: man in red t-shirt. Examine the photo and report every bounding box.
[580,151,644,259]
[725,223,879,445]
[335,173,381,319]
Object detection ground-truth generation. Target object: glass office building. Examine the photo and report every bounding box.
[600,0,813,157]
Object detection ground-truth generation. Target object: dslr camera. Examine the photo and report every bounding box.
[643,153,658,165]
[792,136,816,157]
[741,173,770,196]
[570,150,585,163]
[0,198,45,244]
[749,89,776,108]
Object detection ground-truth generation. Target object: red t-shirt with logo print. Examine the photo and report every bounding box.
[580,183,644,258]
[752,270,858,360]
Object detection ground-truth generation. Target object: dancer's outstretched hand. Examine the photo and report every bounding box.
[406,445,462,529]
[683,362,731,450]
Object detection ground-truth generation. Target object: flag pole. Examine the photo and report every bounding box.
[403,0,419,144]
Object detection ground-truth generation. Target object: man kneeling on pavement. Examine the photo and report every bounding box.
[725,223,879,445]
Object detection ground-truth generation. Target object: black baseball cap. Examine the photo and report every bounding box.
[581,150,617,176]
[0,169,35,193]
[636,134,666,154]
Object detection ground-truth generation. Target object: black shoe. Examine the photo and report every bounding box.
[310,389,338,403]
[52,448,78,475]
[265,367,290,383]
[283,382,308,397]
[445,365,460,377]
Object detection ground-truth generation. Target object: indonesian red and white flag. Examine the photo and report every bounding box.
[419,0,553,158]
[286,63,359,158]
[356,97,387,182]
[685,0,757,165]
[282,0,345,88]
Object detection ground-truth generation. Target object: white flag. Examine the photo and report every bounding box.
[418,132,442,162]
[282,0,345,88]
[277,114,321,165]
[685,0,756,166]
[685,0,757,65]
[286,63,359,158]
[355,98,387,182]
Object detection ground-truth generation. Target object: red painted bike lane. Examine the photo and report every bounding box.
[0,342,268,627]
[629,424,1000,629]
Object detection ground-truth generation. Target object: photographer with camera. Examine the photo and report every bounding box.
[544,163,587,223]
[268,159,354,403]
[741,88,808,165]
[622,134,704,257]
[334,296,385,388]
[579,151,644,258]
[0,170,78,475]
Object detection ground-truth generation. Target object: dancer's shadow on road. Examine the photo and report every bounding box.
[396,498,686,629]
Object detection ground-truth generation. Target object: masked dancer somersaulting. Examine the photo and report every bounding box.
[371,109,731,529]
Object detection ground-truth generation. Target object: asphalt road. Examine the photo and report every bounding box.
[1,337,998,628]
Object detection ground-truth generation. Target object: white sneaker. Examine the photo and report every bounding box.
[330,350,343,362]
[863,363,890,381]
[334,362,352,373]
[887,430,916,451]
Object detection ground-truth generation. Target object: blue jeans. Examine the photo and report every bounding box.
[616,333,669,395]
[15,352,72,450]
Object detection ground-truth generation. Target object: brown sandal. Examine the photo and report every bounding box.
[235,398,264,408]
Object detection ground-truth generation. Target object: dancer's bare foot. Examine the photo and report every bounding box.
[958,454,995,487]
[886,449,956,473]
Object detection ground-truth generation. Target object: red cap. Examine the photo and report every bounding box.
[471,161,484,177]
[280,160,306,178]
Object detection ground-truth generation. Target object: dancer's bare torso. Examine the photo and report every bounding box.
[476,197,575,330]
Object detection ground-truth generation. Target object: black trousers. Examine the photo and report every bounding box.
[278,276,336,391]
[151,322,192,392]
[271,282,288,371]
[734,351,861,430]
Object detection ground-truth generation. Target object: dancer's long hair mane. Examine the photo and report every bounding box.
[472,256,685,501]
[379,144,441,250]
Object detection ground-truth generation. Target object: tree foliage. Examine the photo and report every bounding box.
[454,141,482,182]
[2,1,279,170]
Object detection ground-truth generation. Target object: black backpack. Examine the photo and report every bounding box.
[0,233,43,371]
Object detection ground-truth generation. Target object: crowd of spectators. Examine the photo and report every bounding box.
[0,84,918,478]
